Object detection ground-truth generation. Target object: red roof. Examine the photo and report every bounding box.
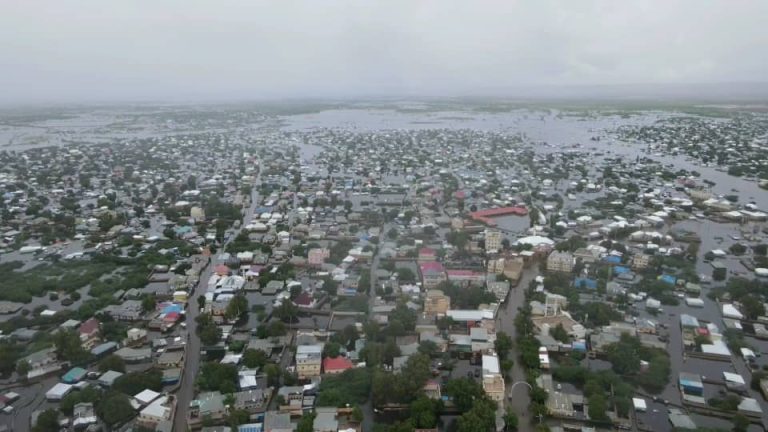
[293,291,314,307]
[446,269,480,277]
[214,264,230,275]
[323,356,353,372]
[419,261,445,274]
[79,318,100,336]
[163,312,181,322]
[469,206,528,226]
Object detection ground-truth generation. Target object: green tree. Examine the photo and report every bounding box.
[733,413,750,432]
[605,334,641,375]
[297,412,316,432]
[495,331,513,359]
[60,386,101,415]
[15,359,30,378]
[98,354,126,373]
[457,398,497,432]
[113,369,163,395]
[445,378,485,412]
[197,362,238,394]
[54,329,90,364]
[32,409,59,432]
[96,391,136,427]
[225,295,249,321]
[410,396,441,429]
[504,410,519,431]
[227,408,251,428]
[274,300,299,323]
[323,342,342,358]
[588,393,609,422]
[742,295,765,320]
[242,349,268,369]
[550,324,570,343]
[141,294,156,313]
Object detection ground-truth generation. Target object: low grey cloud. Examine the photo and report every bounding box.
[0,1,766,102]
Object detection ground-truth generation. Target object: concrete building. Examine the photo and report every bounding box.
[547,251,574,273]
[138,395,175,428]
[296,345,322,379]
[484,229,503,254]
[424,290,451,316]
[481,354,505,404]
[631,253,652,270]
[308,248,330,267]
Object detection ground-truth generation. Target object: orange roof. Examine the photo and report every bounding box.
[323,356,353,372]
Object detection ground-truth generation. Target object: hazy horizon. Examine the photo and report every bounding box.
[1,1,767,104]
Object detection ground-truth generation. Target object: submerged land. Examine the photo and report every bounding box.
[0,100,767,432]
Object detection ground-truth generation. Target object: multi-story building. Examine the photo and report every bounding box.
[424,290,451,316]
[308,248,330,267]
[547,251,574,273]
[481,354,505,404]
[631,253,651,270]
[487,257,505,274]
[484,229,502,254]
[296,345,323,379]
[78,318,101,350]
[446,269,485,287]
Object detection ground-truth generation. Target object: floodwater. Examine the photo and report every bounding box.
[283,108,768,209]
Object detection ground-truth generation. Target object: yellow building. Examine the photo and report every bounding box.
[424,290,451,316]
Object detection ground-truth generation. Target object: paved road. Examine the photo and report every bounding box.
[497,269,538,432]
[173,176,261,432]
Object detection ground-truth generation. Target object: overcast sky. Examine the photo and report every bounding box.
[1,1,766,103]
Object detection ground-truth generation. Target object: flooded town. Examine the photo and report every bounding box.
[0,101,765,432]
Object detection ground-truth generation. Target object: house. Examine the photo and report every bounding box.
[446,269,485,287]
[264,410,295,432]
[481,355,505,404]
[419,262,446,289]
[313,407,338,432]
[418,248,437,262]
[189,392,227,426]
[547,251,574,273]
[234,389,270,413]
[72,402,98,430]
[308,248,330,266]
[156,351,184,368]
[322,356,354,375]
[296,345,322,379]
[78,318,101,350]
[139,395,175,428]
[98,370,124,387]
[423,380,442,400]
[21,347,58,371]
[424,290,451,316]
[293,291,317,309]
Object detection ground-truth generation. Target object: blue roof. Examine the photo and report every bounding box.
[62,367,87,383]
[659,274,677,285]
[162,304,184,314]
[574,278,597,290]
[174,226,193,234]
[603,255,621,264]
[572,341,587,351]
[91,341,118,356]
[613,266,630,275]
